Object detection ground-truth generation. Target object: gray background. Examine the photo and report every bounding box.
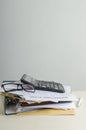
[0,0,86,90]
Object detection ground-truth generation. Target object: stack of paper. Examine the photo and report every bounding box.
[0,85,78,115]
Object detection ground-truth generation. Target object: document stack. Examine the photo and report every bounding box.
[0,74,78,115]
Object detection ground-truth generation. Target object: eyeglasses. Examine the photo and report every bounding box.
[1,81,35,93]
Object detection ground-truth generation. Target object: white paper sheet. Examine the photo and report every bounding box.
[16,102,76,113]
[0,85,77,103]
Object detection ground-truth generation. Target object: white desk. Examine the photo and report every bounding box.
[0,91,86,130]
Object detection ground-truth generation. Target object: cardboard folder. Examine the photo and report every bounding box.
[17,108,75,116]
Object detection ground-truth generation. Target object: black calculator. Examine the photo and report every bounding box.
[21,74,65,93]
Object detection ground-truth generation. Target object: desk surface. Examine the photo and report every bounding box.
[0,91,86,130]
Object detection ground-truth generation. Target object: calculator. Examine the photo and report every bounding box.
[21,74,65,93]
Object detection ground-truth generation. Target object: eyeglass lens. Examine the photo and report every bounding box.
[2,84,22,92]
[22,84,35,92]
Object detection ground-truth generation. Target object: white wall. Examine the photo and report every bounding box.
[0,0,86,90]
